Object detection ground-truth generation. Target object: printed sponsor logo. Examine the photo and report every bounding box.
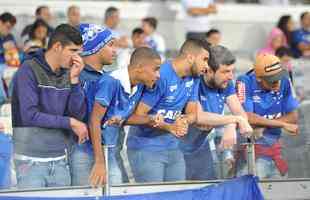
[165,96,175,102]
[157,109,182,120]
[185,80,194,88]
[169,84,178,92]
[253,95,261,103]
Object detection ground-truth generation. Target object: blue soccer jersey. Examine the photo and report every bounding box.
[180,78,236,154]
[127,60,199,151]
[292,28,310,58]
[80,64,104,123]
[88,68,144,145]
[236,72,299,146]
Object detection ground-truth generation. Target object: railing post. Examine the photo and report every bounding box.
[247,136,256,176]
[103,145,110,196]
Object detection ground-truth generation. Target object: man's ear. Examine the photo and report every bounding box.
[52,42,63,53]
[186,54,195,66]
[135,63,144,73]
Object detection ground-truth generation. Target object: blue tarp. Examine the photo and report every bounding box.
[0,175,264,200]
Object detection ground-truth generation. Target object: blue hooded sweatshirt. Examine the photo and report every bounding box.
[11,50,86,157]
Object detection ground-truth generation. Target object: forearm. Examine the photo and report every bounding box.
[183,113,196,125]
[125,114,153,126]
[247,112,285,128]
[232,109,248,121]
[67,84,87,120]
[126,113,173,133]
[24,110,71,129]
[298,43,310,52]
[276,111,298,124]
[197,111,238,127]
[89,120,105,164]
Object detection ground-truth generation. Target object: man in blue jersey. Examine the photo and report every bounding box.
[180,45,252,180]
[291,11,310,58]
[70,23,117,186]
[126,38,210,183]
[236,53,299,178]
[88,47,161,186]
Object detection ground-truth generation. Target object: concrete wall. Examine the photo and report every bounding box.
[0,0,310,59]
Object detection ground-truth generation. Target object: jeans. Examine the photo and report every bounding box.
[184,147,217,180]
[127,149,185,183]
[69,143,125,185]
[69,142,94,186]
[14,158,71,189]
[238,157,288,179]
[107,147,124,185]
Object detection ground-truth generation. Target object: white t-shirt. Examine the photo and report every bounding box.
[182,0,214,33]
[146,32,166,60]
[116,47,133,70]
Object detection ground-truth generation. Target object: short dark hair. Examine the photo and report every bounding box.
[0,12,16,26]
[105,6,118,20]
[206,29,220,38]
[132,27,144,36]
[35,6,49,16]
[277,15,292,44]
[47,24,82,50]
[142,17,157,30]
[67,5,79,14]
[275,46,293,58]
[29,19,49,40]
[300,11,309,21]
[209,45,236,72]
[179,38,210,56]
[130,47,160,66]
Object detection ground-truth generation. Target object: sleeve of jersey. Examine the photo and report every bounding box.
[141,78,166,109]
[94,78,116,108]
[226,81,236,97]
[236,77,254,112]
[282,79,299,114]
[189,78,199,102]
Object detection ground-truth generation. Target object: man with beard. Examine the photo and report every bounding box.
[180,45,252,180]
[126,38,209,182]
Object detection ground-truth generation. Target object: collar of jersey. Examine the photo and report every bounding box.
[109,67,137,95]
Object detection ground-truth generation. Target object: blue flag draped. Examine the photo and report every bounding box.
[0,175,264,200]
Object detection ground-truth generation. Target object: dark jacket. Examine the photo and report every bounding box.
[11,50,86,157]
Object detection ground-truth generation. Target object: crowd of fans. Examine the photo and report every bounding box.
[0,0,307,191]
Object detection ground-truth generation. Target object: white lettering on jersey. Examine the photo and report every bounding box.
[165,95,175,102]
[200,95,207,101]
[157,109,182,120]
[169,84,178,92]
[253,95,261,103]
[185,80,194,88]
[263,112,282,119]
